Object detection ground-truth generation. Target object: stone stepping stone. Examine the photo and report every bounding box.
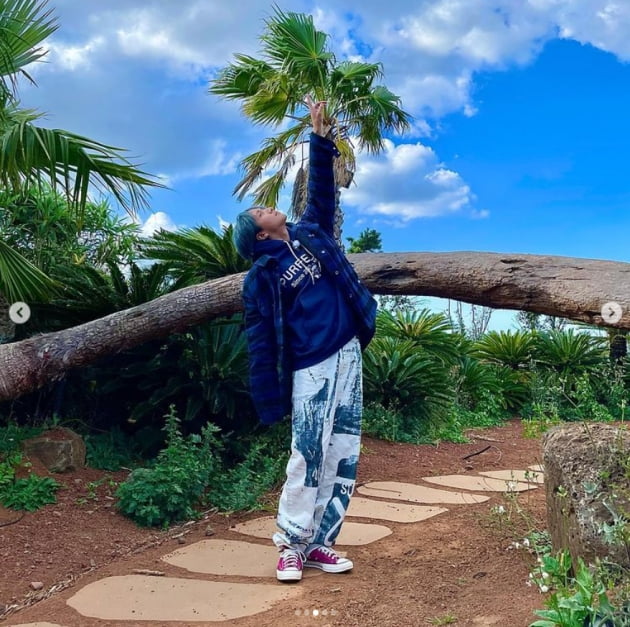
[357,481,490,504]
[231,516,392,545]
[422,474,537,492]
[479,469,544,484]
[346,497,448,523]
[66,575,300,622]
[161,539,322,578]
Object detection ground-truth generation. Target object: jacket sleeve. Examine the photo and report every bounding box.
[242,276,289,425]
[299,133,340,236]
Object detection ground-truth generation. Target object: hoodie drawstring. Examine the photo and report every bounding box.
[284,240,319,285]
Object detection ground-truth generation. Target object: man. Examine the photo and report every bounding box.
[233,96,376,582]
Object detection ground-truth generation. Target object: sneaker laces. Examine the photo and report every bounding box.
[280,548,305,568]
[311,545,338,560]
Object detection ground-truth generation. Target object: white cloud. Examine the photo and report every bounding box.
[140,211,178,236]
[343,139,473,221]
[47,36,105,70]
[188,140,242,180]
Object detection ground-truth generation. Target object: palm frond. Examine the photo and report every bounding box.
[0,0,58,97]
[209,54,274,100]
[347,86,412,153]
[262,6,332,90]
[242,78,292,125]
[250,155,295,208]
[234,125,307,200]
[0,238,56,301]
[329,60,382,98]
[0,106,164,216]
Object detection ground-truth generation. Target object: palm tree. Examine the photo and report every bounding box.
[0,0,163,305]
[209,7,411,245]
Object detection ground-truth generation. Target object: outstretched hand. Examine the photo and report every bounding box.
[305,94,328,136]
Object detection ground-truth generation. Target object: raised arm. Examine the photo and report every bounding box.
[299,96,340,235]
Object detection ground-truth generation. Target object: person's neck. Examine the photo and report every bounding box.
[267,226,290,241]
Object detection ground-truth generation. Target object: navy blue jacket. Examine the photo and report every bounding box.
[242,133,377,425]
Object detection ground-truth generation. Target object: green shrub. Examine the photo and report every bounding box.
[207,439,288,512]
[0,450,21,490]
[362,403,413,442]
[530,553,622,627]
[451,391,509,430]
[115,405,221,527]
[0,474,60,511]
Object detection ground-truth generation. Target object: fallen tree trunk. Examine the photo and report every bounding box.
[0,251,628,402]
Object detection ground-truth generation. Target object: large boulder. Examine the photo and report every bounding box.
[543,422,630,569]
[22,427,86,473]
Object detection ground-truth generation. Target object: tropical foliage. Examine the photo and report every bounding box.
[138,224,251,289]
[0,0,162,302]
[209,6,410,240]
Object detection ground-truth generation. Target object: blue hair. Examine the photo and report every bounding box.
[233,209,262,260]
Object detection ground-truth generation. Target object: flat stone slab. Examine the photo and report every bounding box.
[66,575,300,622]
[423,474,537,492]
[472,616,504,625]
[347,497,448,522]
[479,469,544,484]
[161,539,322,578]
[9,624,65,627]
[357,482,490,504]
[231,516,392,545]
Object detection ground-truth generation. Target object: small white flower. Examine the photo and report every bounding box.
[522,538,530,547]
[514,542,521,549]
[540,585,549,593]
[542,572,549,579]
[537,557,543,564]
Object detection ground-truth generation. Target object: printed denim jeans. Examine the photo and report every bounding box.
[274,337,362,550]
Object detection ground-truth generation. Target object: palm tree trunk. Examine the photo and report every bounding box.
[332,157,353,250]
[1,251,630,402]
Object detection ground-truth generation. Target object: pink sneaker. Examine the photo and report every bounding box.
[276,547,305,582]
[305,546,353,573]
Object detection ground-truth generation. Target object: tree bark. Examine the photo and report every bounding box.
[1,251,629,402]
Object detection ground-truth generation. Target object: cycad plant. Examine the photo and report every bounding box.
[98,317,252,432]
[375,308,459,364]
[209,7,411,242]
[30,260,172,332]
[472,330,536,370]
[138,224,251,290]
[363,336,453,420]
[533,329,607,378]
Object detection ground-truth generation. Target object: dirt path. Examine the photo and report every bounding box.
[1,420,547,627]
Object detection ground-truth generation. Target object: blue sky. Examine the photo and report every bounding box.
[19,1,630,330]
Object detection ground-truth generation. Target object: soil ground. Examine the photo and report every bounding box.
[0,419,547,627]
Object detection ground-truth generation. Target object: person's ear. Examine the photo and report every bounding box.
[256,230,268,241]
